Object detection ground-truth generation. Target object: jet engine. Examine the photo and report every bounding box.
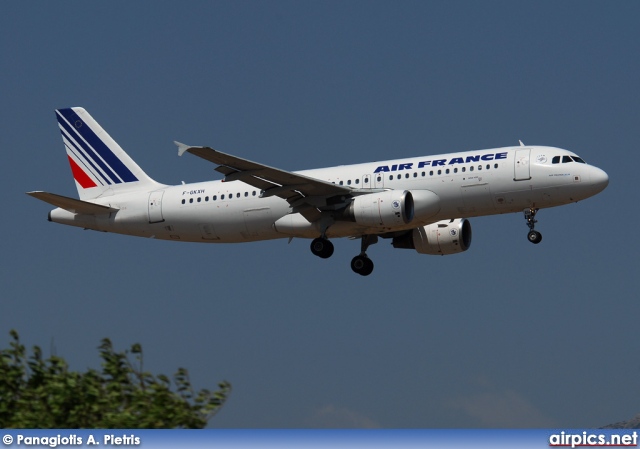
[341,189,441,228]
[343,190,414,227]
[392,218,472,255]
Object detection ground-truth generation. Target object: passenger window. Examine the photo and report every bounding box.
[494,163,498,169]
[197,197,201,202]
[478,165,482,171]
[552,156,561,164]
[213,195,217,201]
[376,176,382,182]
[397,174,401,180]
[421,171,425,177]
[364,178,369,184]
[236,193,240,198]
[252,191,256,196]
[486,164,490,170]
[437,170,442,175]
[429,170,434,176]
[389,175,393,181]
[347,180,351,185]
[245,192,248,197]
[181,199,185,204]
[189,198,193,203]
[470,166,474,172]
[454,168,458,173]
[405,173,409,179]
[205,196,209,201]
[413,172,417,178]
[445,169,450,174]
[221,194,225,200]
[462,167,466,172]
[563,156,572,163]
[339,181,344,185]
[355,179,359,184]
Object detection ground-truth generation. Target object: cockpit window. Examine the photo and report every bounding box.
[553,154,586,164]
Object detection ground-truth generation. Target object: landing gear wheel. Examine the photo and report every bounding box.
[351,255,374,276]
[310,238,334,259]
[527,230,542,244]
[523,208,543,245]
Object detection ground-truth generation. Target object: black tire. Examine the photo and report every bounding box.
[310,238,334,258]
[351,255,374,276]
[527,230,542,244]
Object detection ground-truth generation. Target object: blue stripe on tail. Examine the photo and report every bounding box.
[57,114,119,184]
[56,109,139,183]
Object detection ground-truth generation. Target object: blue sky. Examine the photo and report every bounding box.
[1,1,638,428]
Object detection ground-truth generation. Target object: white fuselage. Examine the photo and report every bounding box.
[49,145,609,243]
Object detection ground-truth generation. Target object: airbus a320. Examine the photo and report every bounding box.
[28,107,609,276]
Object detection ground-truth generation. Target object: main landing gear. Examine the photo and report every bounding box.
[350,235,377,277]
[309,234,378,276]
[524,207,542,244]
[310,237,334,259]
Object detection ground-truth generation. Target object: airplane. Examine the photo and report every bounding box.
[28,107,609,276]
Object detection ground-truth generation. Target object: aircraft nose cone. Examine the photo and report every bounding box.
[590,167,609,194]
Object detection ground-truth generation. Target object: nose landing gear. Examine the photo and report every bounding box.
[524,208,542,244]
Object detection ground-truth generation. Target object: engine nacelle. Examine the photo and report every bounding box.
[392,218,472,255]
[344,190,413,228]
[408,189,441,223]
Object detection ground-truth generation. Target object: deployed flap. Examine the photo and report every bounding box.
[175,142,351,202]
[27,191,118,215]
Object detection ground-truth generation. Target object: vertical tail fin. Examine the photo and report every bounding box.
[56,107,162,200]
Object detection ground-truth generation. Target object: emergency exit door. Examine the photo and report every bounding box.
[148,190,165,223]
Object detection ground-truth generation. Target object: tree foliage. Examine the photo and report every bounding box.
[0,330,230,428]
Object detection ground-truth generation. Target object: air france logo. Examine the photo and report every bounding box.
[392,200,401,209]
[373,152,508,173]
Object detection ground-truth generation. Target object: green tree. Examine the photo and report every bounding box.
[0,330,230,428]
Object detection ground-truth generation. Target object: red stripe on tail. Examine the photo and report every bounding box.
[67,156,97,188]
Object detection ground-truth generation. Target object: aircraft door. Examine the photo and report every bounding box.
[514,149,531,181]
[373,173,384,189]
[362,174,372,188]
[148,190,165,223]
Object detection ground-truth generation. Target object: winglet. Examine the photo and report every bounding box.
[175,141,193,157]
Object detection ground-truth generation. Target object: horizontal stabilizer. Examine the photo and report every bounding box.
[26,191,118,215]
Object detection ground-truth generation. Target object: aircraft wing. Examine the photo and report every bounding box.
[27,191,118,215]
[175,142,352,204]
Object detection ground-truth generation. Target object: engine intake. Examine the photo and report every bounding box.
[392,219,472,255]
